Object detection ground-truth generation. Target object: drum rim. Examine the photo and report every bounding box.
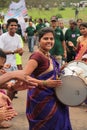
[66,60,87,67]
[55,75,87,107]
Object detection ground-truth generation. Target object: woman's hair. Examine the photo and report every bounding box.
[79,22,87,28]
[0,48,6,59]
[7,18,18,28]
[76,18,83,22]
[38,27,55,41]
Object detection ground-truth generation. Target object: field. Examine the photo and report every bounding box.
[1,7,87,23]
[27,7,87,22]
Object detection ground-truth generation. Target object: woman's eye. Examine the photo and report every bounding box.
[43,38,54,40]
[44,37,48,40]
[50,38,54,40]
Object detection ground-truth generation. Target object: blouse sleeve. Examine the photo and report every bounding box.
[29,52,42,65]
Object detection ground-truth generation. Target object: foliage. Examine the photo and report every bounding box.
[56,14,63,18]
[59,6,65,11]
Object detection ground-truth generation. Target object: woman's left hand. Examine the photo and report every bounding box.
[43,79,62,88]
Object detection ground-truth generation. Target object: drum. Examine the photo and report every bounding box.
[63,60,87,78]
[55,60,87,106]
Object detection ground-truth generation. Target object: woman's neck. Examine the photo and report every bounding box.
[39,47,50,58]
[83,34,87,38]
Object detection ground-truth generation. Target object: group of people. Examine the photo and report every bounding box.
[0,15,87,130]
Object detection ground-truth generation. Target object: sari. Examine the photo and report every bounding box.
[26,57,72,130]
[75,36,87,61]
[75,36,87,103]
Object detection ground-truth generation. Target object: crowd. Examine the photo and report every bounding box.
[0,14,87,130]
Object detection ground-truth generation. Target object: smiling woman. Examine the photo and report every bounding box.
[21,27,72,130]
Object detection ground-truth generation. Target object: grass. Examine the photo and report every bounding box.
[27,7,87,21]
[1,7,87,22]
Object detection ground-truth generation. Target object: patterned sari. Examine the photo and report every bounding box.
[26,57,72,130]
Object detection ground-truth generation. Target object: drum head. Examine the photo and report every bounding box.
[55,75,87,106]
[63,60,87,77]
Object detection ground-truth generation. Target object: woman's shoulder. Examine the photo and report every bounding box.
[30,51,44,60]
[77,35,83,42]
[30,51,42,57]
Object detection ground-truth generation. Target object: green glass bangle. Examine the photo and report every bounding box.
[43,80,47,86]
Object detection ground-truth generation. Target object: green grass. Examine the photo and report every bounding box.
[1,7,87,22]
[27,7,87,21]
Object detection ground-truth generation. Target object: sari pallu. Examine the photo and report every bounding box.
[26,57,72,130]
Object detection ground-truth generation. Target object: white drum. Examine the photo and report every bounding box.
[55,61,87,106]
[63,60,87,79]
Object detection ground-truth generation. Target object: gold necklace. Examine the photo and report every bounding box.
[39,47,50,58]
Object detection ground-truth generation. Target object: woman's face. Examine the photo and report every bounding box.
[39,32,54,51]
[79,26,87,35]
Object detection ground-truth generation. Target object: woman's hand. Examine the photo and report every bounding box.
[0,106,17,121]
[68,41,74,47]
[9,80,37,91]
[4,64,11,69]
[0,92,12,107]
[44,79,62,88]
[7,75,39,91]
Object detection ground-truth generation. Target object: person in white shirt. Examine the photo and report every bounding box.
[58,19,67,36]
[0,18,24,100]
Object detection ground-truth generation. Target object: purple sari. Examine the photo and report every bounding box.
[26,57,72,130]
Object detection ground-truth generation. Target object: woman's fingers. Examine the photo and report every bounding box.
[0,106,17,121]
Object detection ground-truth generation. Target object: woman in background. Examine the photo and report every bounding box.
[75,22,87,61]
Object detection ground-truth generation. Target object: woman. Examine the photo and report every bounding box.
[75,22,87,61]
[24,27,72,130]
[75,23,87,105]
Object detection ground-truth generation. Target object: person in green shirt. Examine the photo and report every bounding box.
[25,21,36,52]
[36,18,46,32]
[2,24,7,33]
[65,20,81,62]
[50,17,67,67]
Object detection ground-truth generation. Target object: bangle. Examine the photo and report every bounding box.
[42,80,47,86]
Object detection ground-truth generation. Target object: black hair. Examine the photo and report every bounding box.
[77,18,83,22]
[38,27,55,41]
[38,18,43,23]
[79,22,87,28]
[7,18,18,28]
[0,48,6,59]
[69,20,77,26]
